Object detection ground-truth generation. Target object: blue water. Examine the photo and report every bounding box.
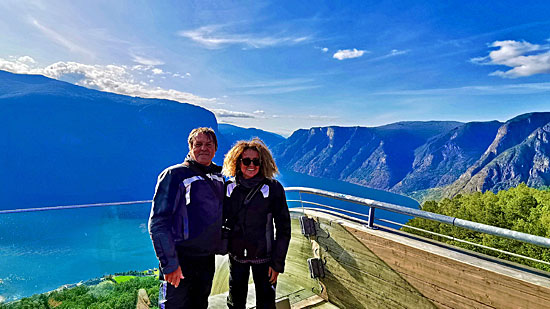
[278,168,419,228]
[0,170,418,302]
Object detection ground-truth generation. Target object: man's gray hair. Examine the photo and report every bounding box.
[188,127,218,151]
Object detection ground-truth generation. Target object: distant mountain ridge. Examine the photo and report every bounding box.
[273,122,462,191]
[443,112,550,197]
[3,70,550,208]
[393,121,503,193]
[273,113,550,198]
[0,70,225,209]
[218,123,285,148]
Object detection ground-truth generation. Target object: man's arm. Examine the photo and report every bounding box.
[149,169,181,278]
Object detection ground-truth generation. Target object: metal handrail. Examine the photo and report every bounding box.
[2,186,549,249]
[289,201,550,267]
[285,187,550,248]
[0,200,152,214]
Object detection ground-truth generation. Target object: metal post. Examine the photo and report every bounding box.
[367,206,376,229]
[299,191,305,215]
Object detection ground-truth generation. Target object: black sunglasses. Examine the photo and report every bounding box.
[241,158,261,166]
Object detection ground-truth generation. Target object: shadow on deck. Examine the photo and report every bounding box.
[208,209,550,308]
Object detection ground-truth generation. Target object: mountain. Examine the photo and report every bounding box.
[274,112,550,198]
[218,123,285,148]
[444,113,550,196]
[0,70,221,209]
[4,71,549,208]
[272,121,462,191]
[392,121,502,193]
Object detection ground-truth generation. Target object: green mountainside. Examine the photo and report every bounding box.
[405,184,550,272]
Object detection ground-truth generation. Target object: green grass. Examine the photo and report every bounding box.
[113,275,135,284]
[0,276,159,309]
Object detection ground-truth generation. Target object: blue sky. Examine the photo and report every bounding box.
[1,0,550,135]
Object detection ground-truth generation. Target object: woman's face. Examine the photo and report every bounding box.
[240,149,261,179]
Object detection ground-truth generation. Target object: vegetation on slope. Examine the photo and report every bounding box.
[0,276,159,309]
[404,184,550,271]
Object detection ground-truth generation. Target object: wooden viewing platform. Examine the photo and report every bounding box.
[208,209,550,308]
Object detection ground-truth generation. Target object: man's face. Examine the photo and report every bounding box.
[190,133,216,166]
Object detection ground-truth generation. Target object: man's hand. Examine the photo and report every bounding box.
[164,266,184,288]
[268,266,279,285]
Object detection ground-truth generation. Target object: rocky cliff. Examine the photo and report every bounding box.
[273,121,464,191]
[274,113,550,197]
[444,114,550,196]
[0,70,220,208]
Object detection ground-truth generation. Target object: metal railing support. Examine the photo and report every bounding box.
[285,187,550,248]
[367,206,375,229]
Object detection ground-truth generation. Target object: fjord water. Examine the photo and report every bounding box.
[0,170,418,302]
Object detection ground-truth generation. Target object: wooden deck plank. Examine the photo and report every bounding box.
[340,223,550,309]
[310,216,437,309]
[351,228,550,296]
[347,227,550,308]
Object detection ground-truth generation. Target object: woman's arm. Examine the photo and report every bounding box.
[270,181,292,273]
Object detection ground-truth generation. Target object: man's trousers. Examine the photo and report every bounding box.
[159,255,215,309]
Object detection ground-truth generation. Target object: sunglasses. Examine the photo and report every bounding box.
[241,158,261,166]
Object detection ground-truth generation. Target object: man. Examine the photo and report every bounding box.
[149,127,224,309]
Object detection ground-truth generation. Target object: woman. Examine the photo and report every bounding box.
[222,138,291,309]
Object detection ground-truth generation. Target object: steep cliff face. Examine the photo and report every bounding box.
[273,121,462,190]
[451,122,550,194]
[444,113,550,197]
[392,121,502,193]
[0,70,219,209]
[274,113,550,196]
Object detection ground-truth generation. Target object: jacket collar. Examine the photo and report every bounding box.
[184,154,222,174]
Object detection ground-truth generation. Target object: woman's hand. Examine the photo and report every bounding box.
[268,266,279,284]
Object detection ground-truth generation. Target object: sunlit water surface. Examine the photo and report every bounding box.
[0,169,418,301]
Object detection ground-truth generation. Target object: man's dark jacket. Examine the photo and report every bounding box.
[148,159,224,275]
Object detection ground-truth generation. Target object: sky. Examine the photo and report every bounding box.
[1,0,550,136]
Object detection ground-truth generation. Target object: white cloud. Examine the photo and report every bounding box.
[0,57,30,73]
[0,57,265,121]
[389,49,408,56]
[333,48,367,60]
[178,24,310,49]
[321,47,328,53]
[307,115,339,120]
[212,109,256,118]
[471,40,550,78]
[232,78,320,95]
[0,58,215,106]
[236,85,320,95]
[172,72,191,79]
[367,49,409,62]
[375,82,550,96]
[31,18,94,58]
[293,37,308,43]
[265,114,340,121]
[131,54,164,66]
[17,56,36,63]
[151,68,163,75]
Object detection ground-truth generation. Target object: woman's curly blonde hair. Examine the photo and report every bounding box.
[222,138,279,179]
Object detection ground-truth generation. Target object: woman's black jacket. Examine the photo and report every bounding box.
[224,177,291,273]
